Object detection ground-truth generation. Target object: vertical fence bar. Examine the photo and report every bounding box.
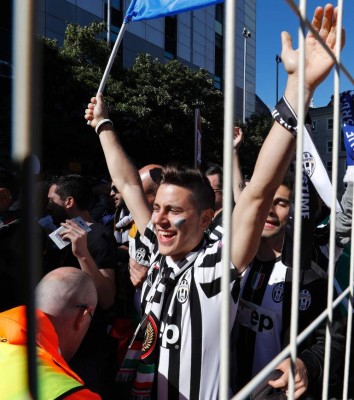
[232,1,354,397]
[12,0,41,397]
[322,2,344,399]
[219,0,236,398]
[343,201,354,399]
[288,1,307,398]
[340,2,354,397]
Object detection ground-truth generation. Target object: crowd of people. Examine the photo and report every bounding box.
[0,3,353,399]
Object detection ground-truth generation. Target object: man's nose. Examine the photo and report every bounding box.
[153,210,168,225]
[268,206,276,217]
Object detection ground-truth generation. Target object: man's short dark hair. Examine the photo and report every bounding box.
[205,164,223,186]
[0,169,20,201]
[282,169,295,193]
[160,164,215,212]
[49,175,93,210]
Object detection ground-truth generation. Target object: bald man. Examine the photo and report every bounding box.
[0,267,100,399]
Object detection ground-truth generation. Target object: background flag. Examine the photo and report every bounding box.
[340,91,354,182]
[124,0,223,23]
[302,125,341,212]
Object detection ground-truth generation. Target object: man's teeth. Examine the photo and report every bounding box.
[161,231,173,236]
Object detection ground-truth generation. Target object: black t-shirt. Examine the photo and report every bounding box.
[43,222,117,351]
[44,222,117,272]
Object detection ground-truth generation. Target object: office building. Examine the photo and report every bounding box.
[34,0,256,121]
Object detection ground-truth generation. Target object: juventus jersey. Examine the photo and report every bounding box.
[140,222,239,400]
[233,255,335,393]
[234,256,286,389]
[129,222,151,267]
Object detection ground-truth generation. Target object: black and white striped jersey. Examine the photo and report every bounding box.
[206,211,223,241]
[140,222,239,400]
[129,222,151,267]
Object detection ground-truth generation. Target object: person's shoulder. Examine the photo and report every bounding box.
[195,239,222,268]
[88,222,115,239]
[87,223,117,254]
[64,387,101,400]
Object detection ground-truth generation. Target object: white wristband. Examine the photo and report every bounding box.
[95,119,113,135]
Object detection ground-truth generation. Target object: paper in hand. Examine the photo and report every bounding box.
[49,216,91,249]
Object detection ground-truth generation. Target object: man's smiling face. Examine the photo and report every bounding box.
[152,184,213,262]
[262,184,291,239]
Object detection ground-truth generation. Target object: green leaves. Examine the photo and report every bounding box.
[39,22,268,175]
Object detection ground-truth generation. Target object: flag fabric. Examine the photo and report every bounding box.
[340,90,354,182]
[302,124,341,212]
[124,0,223,23]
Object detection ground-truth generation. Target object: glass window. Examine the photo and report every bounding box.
[341,135,346,152]
[214,75,221,90]
[165,16,177,59]
[104,3,122,29]
[326,161,332,173]
[327,141,333,153]
[328,118,333,129]
[312,120,317,132]
[215,4,224,23]
[112,0,122,10]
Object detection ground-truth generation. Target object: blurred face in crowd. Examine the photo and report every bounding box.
[47,184,69,225]
[151,184,213,262]
[110,184,123,208]
[262,184,291,239]
[207,174,223,213]
[139,164,162,207]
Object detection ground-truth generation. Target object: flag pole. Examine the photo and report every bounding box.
[97,22,127,95]
[87,21,127,124]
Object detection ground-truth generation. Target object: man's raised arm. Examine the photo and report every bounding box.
[85,94,151,235]
[232,4,345,272]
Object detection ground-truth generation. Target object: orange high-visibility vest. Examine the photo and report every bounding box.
[0,306,101,400]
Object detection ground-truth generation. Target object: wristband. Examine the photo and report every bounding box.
[95,119,113,135]
[272,96,311,139]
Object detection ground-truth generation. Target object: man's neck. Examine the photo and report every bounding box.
[213,208,222,218]
[67,209,95,225]
[256,233,284,262]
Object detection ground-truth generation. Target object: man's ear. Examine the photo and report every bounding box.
[65,196,75,209]
[200,208,214,230]
[74,309,86,331]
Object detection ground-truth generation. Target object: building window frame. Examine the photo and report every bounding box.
[312,120,317,132]
[327,140,333,153]
[326,160,332,173]
[164,16,177,60]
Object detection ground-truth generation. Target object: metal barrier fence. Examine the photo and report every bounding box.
[227,1,354,399]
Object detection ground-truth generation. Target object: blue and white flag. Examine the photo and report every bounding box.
[302,125,341,212]
[340,91,354,182]
[124,0,223,23]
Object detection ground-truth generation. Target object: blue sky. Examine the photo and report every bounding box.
[256,1,354,110]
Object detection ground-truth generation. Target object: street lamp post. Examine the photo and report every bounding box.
[242,27,251,124]
[107,0,111,44]
[275,54,281,103]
